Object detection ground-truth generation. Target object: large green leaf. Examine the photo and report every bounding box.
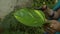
[14,8,46,27]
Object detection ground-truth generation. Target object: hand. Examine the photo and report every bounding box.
[50,20,60,31]
[43,20,60,34]
[43,22,56,34]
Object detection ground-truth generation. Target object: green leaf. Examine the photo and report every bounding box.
[14,8,46,27]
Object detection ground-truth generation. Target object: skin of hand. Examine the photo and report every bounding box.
[43,20,55,34]
[43,20,60,34]
[50,20,60,31]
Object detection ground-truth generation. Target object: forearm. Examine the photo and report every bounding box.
[44,8,59,20]
[52,11,59,19]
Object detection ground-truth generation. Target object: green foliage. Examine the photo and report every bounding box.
[0,0,56,34]
[33,0,56,8]
[14,8,45,27]
[1,11,44,34]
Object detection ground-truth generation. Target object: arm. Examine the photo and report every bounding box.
[43,7,60,20]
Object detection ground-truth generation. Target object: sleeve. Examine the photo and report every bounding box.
[53,1,60,11]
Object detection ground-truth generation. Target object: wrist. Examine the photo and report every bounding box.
[49,10,54,18]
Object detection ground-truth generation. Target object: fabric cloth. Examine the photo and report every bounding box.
[53,0,60,11]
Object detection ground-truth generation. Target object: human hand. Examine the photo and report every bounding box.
[43,20,60,34]
[50,20,60,31]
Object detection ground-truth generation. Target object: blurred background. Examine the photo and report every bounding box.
[0,0,58,34]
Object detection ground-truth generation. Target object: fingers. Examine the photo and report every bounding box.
[44,26,56,34]
[49,20,59,30]
[47,20,60,31]
[43,20,60,34]
[43,23,56,34]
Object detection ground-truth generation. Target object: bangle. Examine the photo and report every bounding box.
[49,12,54,18]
